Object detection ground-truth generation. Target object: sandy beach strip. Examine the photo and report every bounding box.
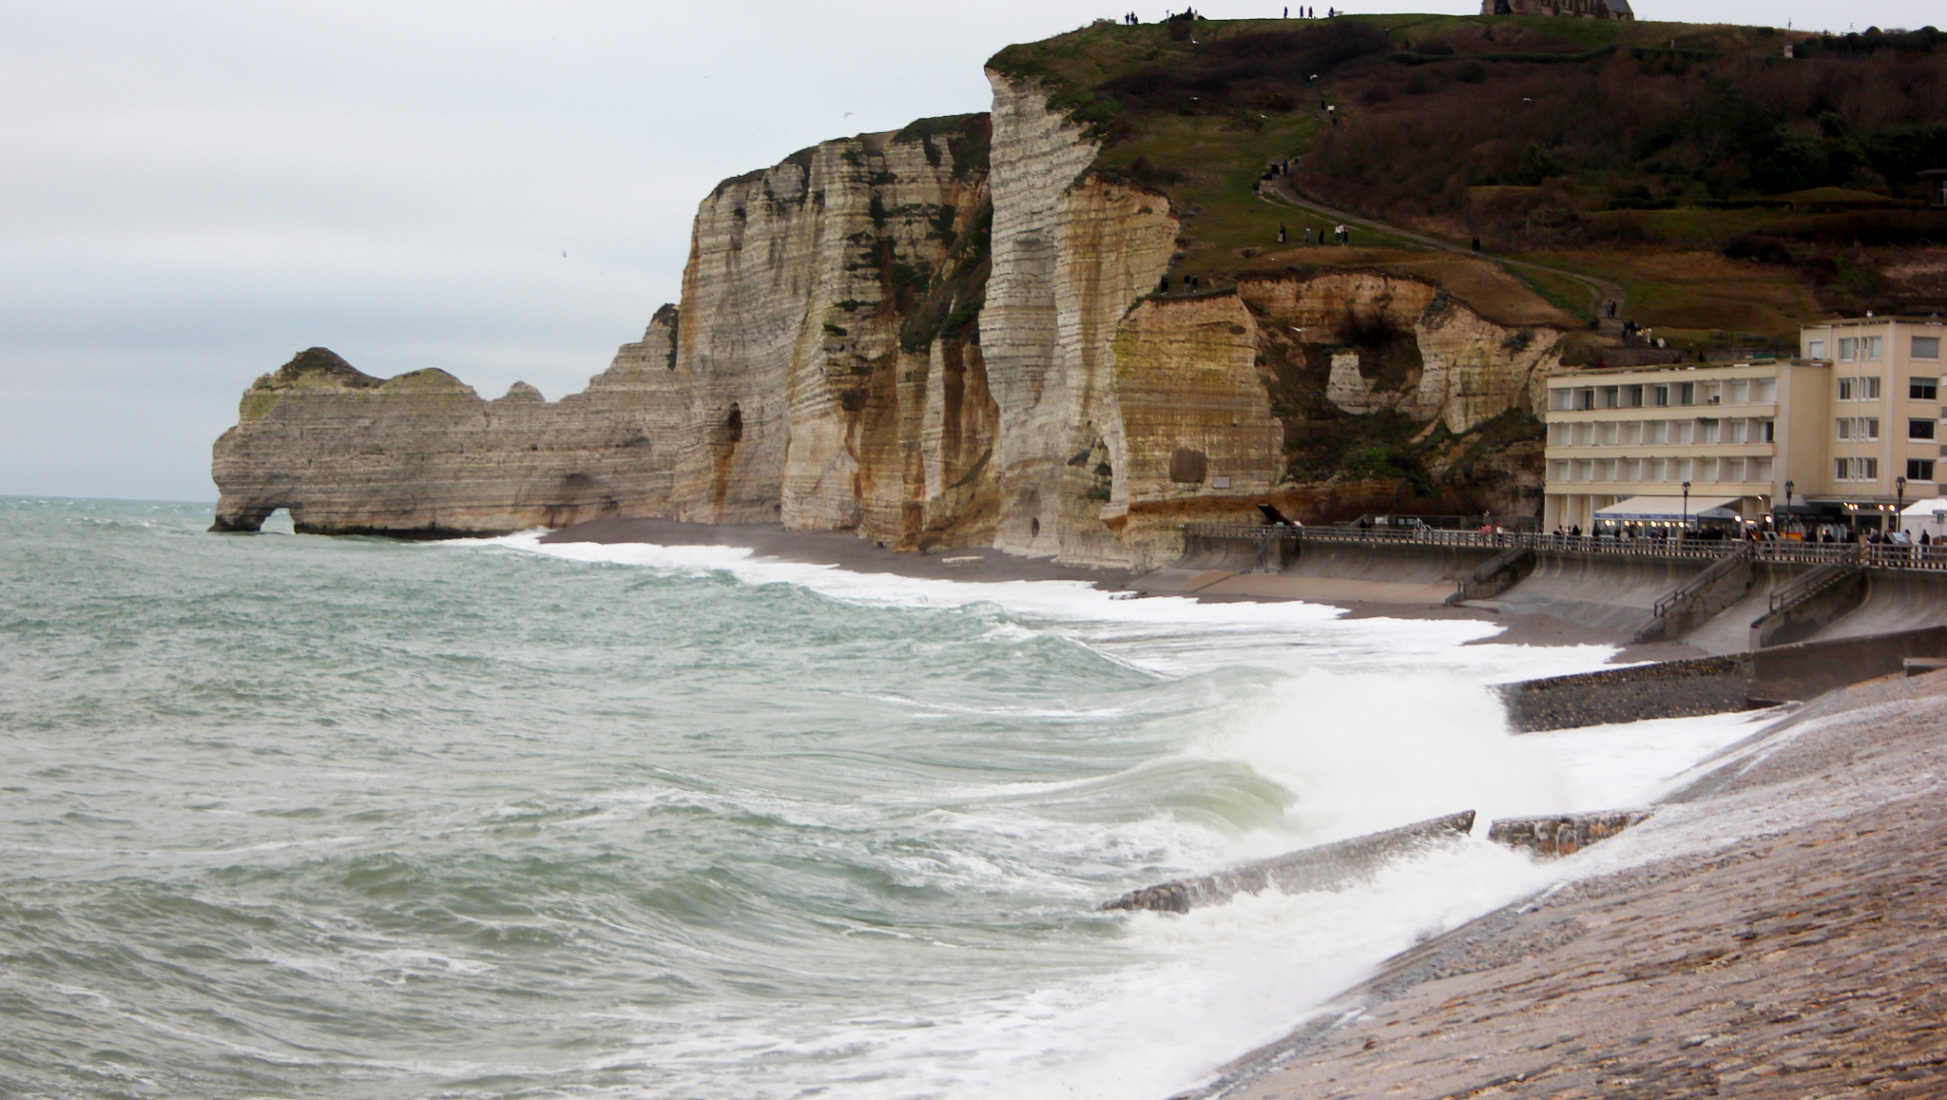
[537,518,1667,653]
[1180,670,1947,1100]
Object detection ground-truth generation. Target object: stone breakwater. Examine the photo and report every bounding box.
[1175,671,1947,1100]
[1499,625,1947,731]
[213,81,1565,565]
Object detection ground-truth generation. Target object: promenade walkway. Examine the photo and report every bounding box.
[1183,523,1947,574]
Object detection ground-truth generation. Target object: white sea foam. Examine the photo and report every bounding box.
[487,529,1616,682]
[264,949,496,984]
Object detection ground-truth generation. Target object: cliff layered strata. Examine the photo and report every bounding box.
[214,119,1002,546]
[213,81,1565,558]
[210,335,688,537]
[675,117,997,544]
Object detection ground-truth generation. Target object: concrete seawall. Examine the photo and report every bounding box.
[1487,552,1710,636]
[1154,528,1947,654]
[1145,531,1500,603]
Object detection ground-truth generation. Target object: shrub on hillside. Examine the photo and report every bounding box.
[1294,44,1947,236]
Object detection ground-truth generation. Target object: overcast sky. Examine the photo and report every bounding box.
[2,1,1935,502]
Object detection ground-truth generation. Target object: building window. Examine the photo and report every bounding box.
[1761,419,1775,442]
[1753,378,1776,402]
[1575,388,1595,411]
[1808,339,1826,359]
[1836,457,1881,481]
[1911,419,1937,441]
[1653,385,1669,407]
[1908,459,1937,482]
[1840,337,1857,360]
[1601,386,1620,409]
[1677,382,1695,405]
[1916,337,1942,360]
[1842,376,1882,400]
[1864,336,1884,360]
[1912,377,1938,400]
[1624,385,1643,407]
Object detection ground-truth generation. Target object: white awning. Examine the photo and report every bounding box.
[1594,495,1741,521]
[1898,497,1947,517]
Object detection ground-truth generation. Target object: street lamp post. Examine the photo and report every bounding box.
[1785,479,1796,536]
[1896,476,1908,537]
[1681,480,1691,536]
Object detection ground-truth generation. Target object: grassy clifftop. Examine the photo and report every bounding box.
[991,15,1947,350]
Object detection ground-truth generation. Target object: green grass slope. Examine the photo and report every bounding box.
[991,15,1947,350]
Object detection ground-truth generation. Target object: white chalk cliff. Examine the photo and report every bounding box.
[213,84,1562,566]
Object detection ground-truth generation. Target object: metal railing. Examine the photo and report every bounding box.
[1651,542,1754,618]
[1768,549,1865,613]
[1860,543,1947,572]
[1182,523,1947,571]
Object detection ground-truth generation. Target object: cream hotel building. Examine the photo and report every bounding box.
[1543,317,1947,533]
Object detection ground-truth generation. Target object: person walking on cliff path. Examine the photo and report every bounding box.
[1278,223,1287,243]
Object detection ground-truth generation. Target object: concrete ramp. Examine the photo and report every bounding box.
[1677,562,1804,655]
[1796,570,1947,643]
[1492,553,1713,635]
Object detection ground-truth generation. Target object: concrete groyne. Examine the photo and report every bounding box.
[1102,811,1476,913]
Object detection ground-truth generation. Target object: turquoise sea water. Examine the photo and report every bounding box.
[0,497,1764,1099]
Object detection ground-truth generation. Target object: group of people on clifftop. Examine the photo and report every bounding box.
[1124,6,1331,24]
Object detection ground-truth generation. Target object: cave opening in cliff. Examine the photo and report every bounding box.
[264,507,293,534]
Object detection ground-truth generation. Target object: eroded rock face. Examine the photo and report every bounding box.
[213,120,1001,546]
[1237,270,1564,434]
[212,87,1565,558]
[673,120,995,540]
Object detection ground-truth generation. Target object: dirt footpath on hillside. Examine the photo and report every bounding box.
[1181,673,1947,1100]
